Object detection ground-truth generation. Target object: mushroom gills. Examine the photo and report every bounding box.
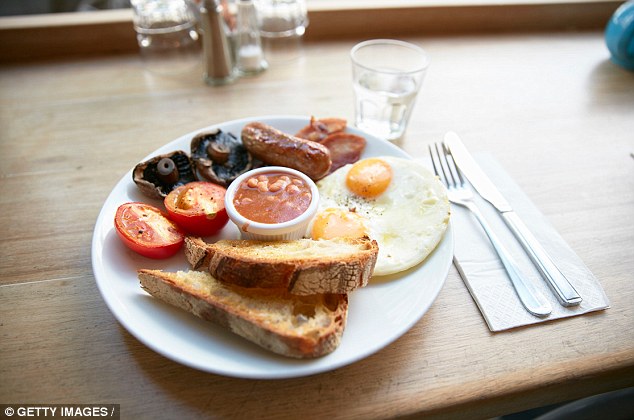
[191,129,257,186]
[133,151,196,199]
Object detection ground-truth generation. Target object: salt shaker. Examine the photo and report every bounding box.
[235,0,268,75]
[200,0,237,85]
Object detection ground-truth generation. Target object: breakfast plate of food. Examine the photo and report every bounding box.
[91,115,453,379]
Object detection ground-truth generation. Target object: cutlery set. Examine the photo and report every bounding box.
[429,132,582,316]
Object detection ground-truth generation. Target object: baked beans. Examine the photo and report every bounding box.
[233,172,312,224]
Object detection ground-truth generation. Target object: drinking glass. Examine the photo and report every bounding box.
[350,39,430,141]
[254,0,308,38]
[253,0,308,63]
[131,0,201,74]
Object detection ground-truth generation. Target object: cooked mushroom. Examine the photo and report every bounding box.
[132,150,196,199]
[190,129,256,186]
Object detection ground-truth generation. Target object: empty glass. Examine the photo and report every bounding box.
[131,0,201,74]
[254,0,308,38]
[253,0,308,63]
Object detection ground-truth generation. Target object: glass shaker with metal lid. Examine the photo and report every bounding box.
[235,0,268,75]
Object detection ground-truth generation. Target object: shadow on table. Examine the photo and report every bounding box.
[497,387,634,420]
[586,59,634,110]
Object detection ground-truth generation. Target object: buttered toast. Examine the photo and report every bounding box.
[185,236,379,295]
[138,269,348,358]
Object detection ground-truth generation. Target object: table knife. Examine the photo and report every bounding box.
[444,132,582,307]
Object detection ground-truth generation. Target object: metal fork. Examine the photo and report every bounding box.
[429,143,552,317]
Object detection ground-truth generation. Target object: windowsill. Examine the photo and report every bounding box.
[308,0,618,9]
[0,0,622,63]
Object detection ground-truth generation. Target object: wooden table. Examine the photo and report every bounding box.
[1,20,633,419]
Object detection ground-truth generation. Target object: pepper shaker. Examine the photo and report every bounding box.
[200,0,237,85]
[235,0,268,75]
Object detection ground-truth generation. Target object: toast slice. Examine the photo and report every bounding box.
[138,269,348,358]
[185,236,379,295]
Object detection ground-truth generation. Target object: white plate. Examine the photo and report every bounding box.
[91,115,453,379]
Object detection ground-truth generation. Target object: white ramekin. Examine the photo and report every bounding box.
[224,166,320,241]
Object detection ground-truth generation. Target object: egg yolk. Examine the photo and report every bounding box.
[311,208,368,240]
[345,158,393,198]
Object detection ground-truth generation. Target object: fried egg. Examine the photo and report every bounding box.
[310,156,449,276]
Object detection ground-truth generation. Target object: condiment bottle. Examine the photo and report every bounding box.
[235,0,268,75]
[200,0,237,85]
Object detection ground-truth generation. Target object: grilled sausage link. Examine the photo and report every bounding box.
[241,122,332,180]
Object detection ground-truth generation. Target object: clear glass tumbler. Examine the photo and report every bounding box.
[350,39,430,141]
[253,0,308,63]
[131,0,201,75]
[254,0,308,38]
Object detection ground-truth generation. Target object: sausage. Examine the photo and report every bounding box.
[241,122,332,180]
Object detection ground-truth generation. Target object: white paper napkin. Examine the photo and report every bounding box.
[424,152,610,332]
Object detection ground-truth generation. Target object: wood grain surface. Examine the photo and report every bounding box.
[0,30,633,419]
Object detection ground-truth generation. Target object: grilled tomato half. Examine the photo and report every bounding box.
[164,182,229,236]
[114,202,185,259]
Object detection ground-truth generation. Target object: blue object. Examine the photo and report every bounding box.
[605,1,634,71]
